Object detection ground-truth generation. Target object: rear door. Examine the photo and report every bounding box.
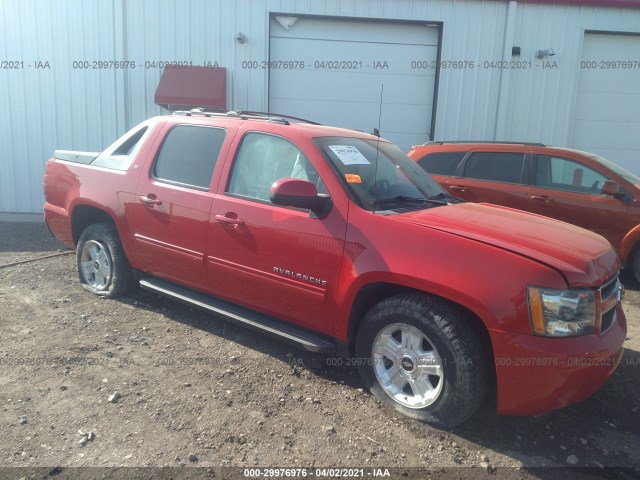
[206,127,347,335]
[133,122,231,291]
[526,154,629,248]
[447,150,529,210]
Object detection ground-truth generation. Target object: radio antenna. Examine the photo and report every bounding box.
[372,83,383,213]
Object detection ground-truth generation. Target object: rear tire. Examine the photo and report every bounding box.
[355,293,489,428]
[76,222,136,298]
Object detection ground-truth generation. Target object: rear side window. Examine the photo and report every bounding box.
[91,122,152,171]
[113,127,148,156]
[154,125,226,189]
[464,152,525,184]
[417,152,465,175]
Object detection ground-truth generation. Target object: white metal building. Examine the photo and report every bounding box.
[1,0,639,215]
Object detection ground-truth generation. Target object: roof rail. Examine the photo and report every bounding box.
[424,140,546,147]
[239,110,322,125]
[172,108,321,125]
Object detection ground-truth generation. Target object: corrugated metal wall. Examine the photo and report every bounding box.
[506,2,640,146]
[1,0,639,213]
[0,0,124,214]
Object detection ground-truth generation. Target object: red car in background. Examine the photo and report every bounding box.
[408,141,640,282]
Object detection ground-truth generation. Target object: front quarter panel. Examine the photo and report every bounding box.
[335,204,625,416]
[334,204,568,341]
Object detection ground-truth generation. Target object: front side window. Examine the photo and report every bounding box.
[314,137,448,212]
[227,132,322,202]
[534,155,607,194]
[153,125,226,189]
[588,153,640,185]
[463,152,525,184]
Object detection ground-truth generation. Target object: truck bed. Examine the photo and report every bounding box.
[53,150,100,165]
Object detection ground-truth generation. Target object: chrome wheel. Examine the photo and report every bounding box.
[372,323,444,409]
[80,240,112,290]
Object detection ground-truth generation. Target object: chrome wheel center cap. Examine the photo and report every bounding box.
[400,355,416,373]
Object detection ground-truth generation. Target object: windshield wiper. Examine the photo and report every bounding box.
[373,195,448,207]
[427,192,465,203]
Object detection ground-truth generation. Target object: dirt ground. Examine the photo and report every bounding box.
[0,221,639,480]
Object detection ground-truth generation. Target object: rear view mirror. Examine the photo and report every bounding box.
[601,180,624,199]
[270,178,331,216]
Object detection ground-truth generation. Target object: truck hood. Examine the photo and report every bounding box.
[394,203,618,287]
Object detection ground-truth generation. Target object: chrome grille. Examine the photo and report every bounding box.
[601,275,619,301]
[599,273,622,334]
[601,309,617,333]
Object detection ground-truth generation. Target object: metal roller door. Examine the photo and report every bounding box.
[269,16,439,151]
[572,33,640,174]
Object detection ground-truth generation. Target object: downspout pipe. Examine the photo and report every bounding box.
[495,0,518,140]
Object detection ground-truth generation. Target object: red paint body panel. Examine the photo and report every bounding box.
[334,204,568,338]
[395,202,618,287]
[44,116,627,418]
[491,301,626,415]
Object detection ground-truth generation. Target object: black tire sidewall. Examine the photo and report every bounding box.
[633,250,640,284]
[355,297,484,427]
[76,223,132,297]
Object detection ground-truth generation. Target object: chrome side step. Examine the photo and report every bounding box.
[139,277,336,353]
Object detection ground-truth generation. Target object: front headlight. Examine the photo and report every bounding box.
[527,286,596,337]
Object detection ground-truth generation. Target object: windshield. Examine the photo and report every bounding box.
[314,137,450,212]
[588,153,640,185]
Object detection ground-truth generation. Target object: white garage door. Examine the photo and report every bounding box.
[269,16,439,151]
[571,33,640,174]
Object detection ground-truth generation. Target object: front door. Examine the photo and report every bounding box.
[526,154,629,249]
[206,130,347,335]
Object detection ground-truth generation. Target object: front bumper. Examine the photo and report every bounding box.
[491,302,626,416]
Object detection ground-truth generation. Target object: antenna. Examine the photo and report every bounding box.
[372,84,383,213]
[377,85,384,135]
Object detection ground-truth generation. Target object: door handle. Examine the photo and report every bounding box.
[215,214,244,227]
[531,195,553,202]
[139,194,162,206]
[449,185,467,192]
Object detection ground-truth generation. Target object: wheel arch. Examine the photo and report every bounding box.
[346,282,495,373]
[619,225,640,267]
[71,204,117,245]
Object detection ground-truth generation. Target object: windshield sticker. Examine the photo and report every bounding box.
[344,173,362,184]
[329,145,371,166]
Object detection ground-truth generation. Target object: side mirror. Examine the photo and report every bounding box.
[270,178,331,216]
[601,180,624,199]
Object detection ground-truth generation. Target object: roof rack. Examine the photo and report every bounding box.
[172,108,321,126]
[239,110,322,125]
[424,140,546,147]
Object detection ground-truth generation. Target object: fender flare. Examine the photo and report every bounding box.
[619,225,640,266]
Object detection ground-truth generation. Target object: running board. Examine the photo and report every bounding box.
[139,277,336,353]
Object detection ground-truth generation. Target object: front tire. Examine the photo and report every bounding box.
[355,293,489,428]
[76,222,136,298]
[632,249,640,285]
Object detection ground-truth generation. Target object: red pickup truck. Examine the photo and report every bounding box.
[44,110,626,427]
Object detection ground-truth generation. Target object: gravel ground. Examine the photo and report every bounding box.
[0,221,639,479]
